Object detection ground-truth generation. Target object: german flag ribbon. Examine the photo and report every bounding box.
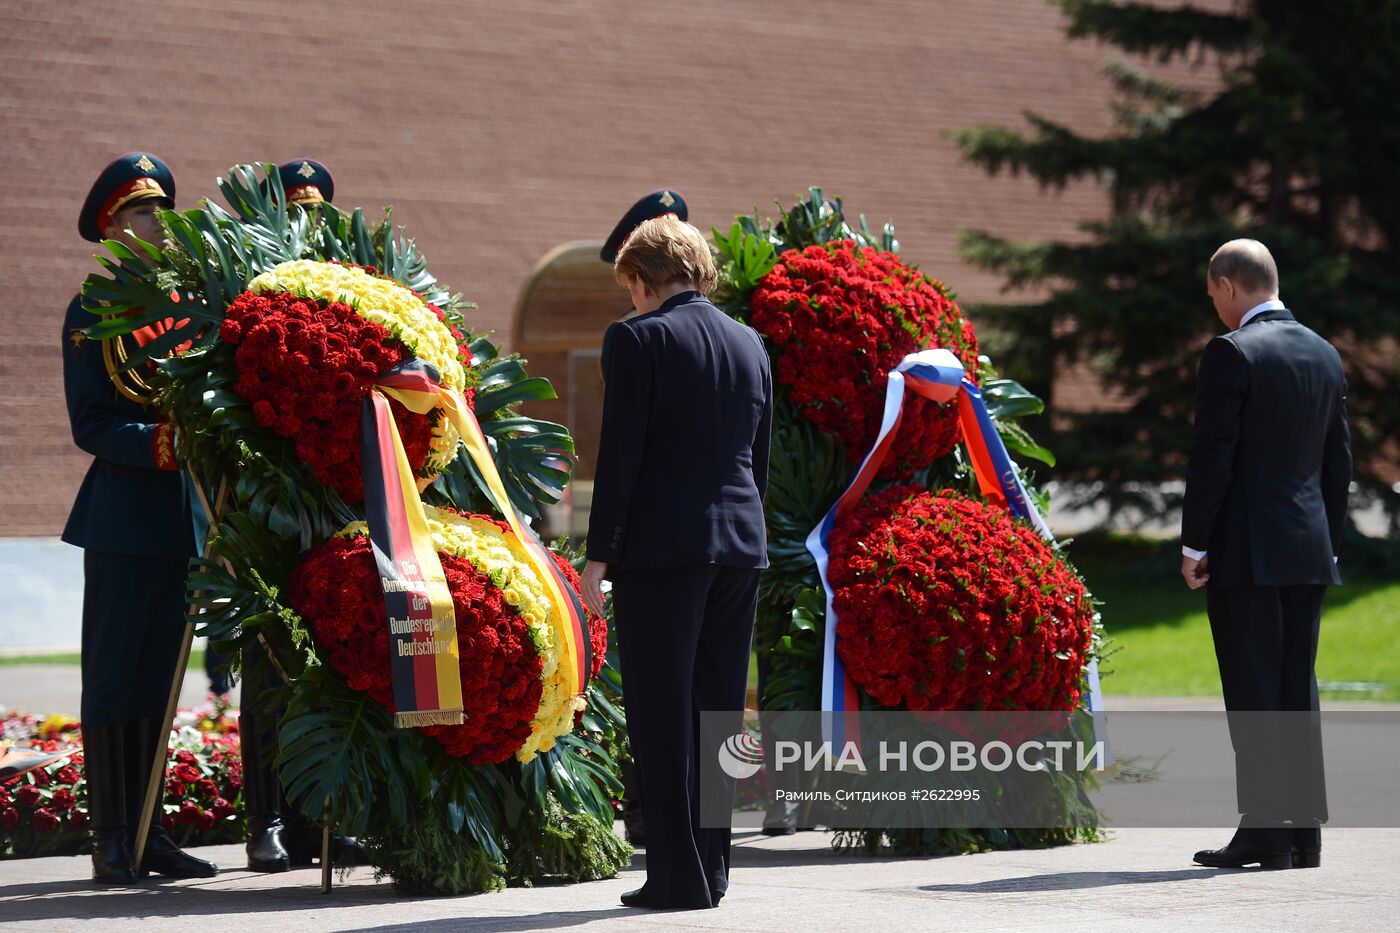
[807,349,1106,750]
[362,367,464,728]
[370,360,592,719]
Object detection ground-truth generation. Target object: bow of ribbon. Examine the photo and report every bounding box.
[806,349,1105,750]
[363,360,592,730]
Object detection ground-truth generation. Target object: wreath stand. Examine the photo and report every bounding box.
[131,474,337,894]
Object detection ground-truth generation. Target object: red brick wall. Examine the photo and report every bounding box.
[0,0,1202,535]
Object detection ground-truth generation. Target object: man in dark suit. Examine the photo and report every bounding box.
[582,215,772,910]
[1181,238,1351,870]
[66,152,218,883]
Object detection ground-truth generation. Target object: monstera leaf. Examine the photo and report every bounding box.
[432,337,574,521]
[276,667,414,837]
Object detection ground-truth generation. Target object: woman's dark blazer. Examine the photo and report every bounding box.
[586,290,771,573]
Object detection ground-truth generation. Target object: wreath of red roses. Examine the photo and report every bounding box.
[750,242,979,477]
[288,519,607,764]
[828,486,1094,712]
[220,290,438,502]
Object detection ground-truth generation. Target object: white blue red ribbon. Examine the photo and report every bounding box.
[806,349,1107,750]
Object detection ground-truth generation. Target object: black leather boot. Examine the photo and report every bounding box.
[82,721,137,884]
[239,710,289,872]
[125,718,219,879]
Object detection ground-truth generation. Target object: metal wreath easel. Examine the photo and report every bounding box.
[131,472,337,894]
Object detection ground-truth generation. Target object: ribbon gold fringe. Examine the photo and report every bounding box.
[394,710,465,729]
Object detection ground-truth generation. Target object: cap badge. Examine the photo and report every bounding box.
[658,191,676,208]
[297,161,316,179]
[135,155,156,173]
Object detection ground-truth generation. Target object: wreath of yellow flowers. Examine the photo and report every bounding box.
[248,260,469,471]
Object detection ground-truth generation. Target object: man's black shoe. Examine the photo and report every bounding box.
[141,828,219,878]
[283,821,367,867]
[1193,841,1291,869]
[91,830,138,884]
[246,818,290,873]
[1292,824,1321,868]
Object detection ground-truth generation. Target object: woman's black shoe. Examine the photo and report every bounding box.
[620,884,715,910]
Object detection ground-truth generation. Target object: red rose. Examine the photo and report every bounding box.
[166,778,185,799]
[1,808,19,831]
[176,801,202,826]
[15,784,41,808]
[160,814,176,831]
[829,487,1095,712]
[50,788,76,811]
[173,763,201,784]
[30,768,50,787]
[212,796,235,819]
[71,808,88,830]
[53,766,80,786]
[31,807,59,833]
[196,778,219,800]
[750,243,978,478]
[174,750,197,765]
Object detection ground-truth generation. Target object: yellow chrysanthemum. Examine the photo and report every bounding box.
[249,260,468,472]
[338,505,585,762]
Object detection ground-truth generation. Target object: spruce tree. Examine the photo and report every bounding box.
[952,0,1400,530]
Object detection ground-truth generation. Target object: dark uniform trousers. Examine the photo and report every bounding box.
[611,564,760,907]
[79,551,190,725]
[1207,584,1329,825]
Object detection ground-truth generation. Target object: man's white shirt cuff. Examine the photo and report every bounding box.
[1181,546,1208,561]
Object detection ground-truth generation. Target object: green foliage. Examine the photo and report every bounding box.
[953,0,1400,527]
[359,804,507,895]
[762,587,825,711]
[503,793,632,886]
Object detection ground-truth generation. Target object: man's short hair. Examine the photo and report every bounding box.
[613,215,718,294]
[1208,239,1279,294]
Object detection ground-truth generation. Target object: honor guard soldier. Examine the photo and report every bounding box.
[238,158,365,873]
[260,157,335,208]
[66,152,219,883]
[204,158,336,704]
[597,189,689,848]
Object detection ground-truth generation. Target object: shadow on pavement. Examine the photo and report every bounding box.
[917,866,1233,894]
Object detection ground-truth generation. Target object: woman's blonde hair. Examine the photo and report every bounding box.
[613,214,718,294]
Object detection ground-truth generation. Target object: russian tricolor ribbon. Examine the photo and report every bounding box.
[365,360,592,730]
[806,349,1107,750]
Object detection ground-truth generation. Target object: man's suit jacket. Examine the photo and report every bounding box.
[586,290,772,572]
[61,295,195,557]
[1181,308,1351,587]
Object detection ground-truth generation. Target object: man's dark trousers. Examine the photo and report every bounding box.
[1207,584,1328,833]
[611,564,759,908]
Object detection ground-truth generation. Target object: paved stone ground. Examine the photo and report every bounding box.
[6,668,1398,931]
[2,827,1398,932]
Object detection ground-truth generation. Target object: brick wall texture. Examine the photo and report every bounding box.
[0,0,1211,536]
